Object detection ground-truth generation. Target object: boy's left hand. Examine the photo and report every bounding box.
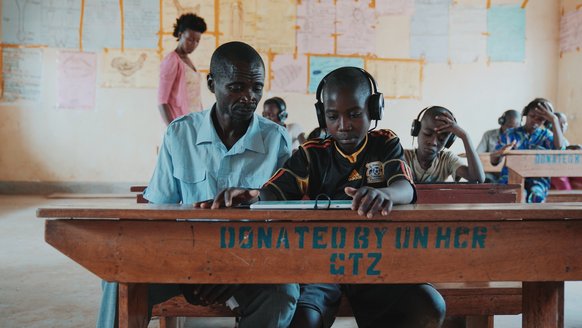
[434,112,465,139]
[345,186,393,219]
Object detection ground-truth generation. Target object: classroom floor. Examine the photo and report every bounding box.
[1,195,581,328]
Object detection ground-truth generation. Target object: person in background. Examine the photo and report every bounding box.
[158,13,207,126]
[405,106,485,183]
[477,109,520,153]
[491,98,566,202]
[551,112,582,190]
[476,109,520,182]
[262,97,306,150]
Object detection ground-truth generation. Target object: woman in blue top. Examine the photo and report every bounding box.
[491,98,566,203]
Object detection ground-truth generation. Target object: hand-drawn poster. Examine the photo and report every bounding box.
[560,9,582,53]
[162,0,215,34]
[2,0,80,48]
[449,4,487,63]
[82,0,122,51]
[296,0,335,55]
[1,48,43,102]
[308,56,364,93]
[57,51,97,109]
[365,58,423,99]
[375,0,415,16]
[410,0,450,63]
[487,5,525,62]
[219,0,296,53]
[101,49,159,88]
[270,54,308,93]
[336,1,376,56]
[124,0,159,49]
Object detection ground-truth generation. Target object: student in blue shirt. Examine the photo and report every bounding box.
[491,98,566,203]
[97,41,298,328]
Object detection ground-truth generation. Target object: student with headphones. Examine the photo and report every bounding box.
[476,109,521,153]
[405,106,485,183]
[202,67,446,328]
[491,98,566,203]
[262,97,306,150]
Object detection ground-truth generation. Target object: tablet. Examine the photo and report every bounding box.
[250,200,352,210]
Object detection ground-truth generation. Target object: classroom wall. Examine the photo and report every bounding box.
[558,0,582,145]
[0,0,571,186]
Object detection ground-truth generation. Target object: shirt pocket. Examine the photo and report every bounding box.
[173,168,211,203]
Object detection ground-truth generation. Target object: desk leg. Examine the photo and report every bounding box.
[508,168,525,203]
[522,282,564,328]
[119,283,149,328]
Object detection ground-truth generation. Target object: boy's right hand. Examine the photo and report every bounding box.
[193,188,260,209]
[345,186,393,219]
[491,141,516,158]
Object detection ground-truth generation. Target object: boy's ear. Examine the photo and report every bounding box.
[207,73,215,94]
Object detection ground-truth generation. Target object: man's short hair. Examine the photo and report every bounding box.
[209,41,264,80]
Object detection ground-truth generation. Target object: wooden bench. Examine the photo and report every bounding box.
[547,190,582,203]
[129,184,523,328]
[153,282,522,327]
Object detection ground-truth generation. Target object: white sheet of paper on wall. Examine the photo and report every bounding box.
[410,0,450,63]
[449,4,487,63]
[101,49,160,88]
[270,54,308,93]
[487,5,526,62]
[57,51,97,110]
[1,48,43,102]
[560,10,582,54]
[296,0,335,55]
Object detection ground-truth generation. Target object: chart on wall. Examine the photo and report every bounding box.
[0,0,547,102]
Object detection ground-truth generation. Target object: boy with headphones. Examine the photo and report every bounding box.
[491,98,566,202]
[200,67,445,328]
[476,109,521,153]
[262,96,306,150]
[406,106,485,183]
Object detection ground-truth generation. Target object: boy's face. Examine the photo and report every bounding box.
[262,103,282,124]
[323,87,371,154]
[417,115,451,158]
[524,111,545,131]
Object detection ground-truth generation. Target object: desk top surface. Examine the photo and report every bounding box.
[37,202,582,222]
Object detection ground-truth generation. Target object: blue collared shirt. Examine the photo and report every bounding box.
[144,107,291,204]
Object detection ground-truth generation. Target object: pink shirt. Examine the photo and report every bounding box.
[158,51,203,122]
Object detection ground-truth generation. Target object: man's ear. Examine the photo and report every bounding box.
[207,73,215,94]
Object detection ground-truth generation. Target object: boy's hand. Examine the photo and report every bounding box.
[532,101,556,123]
[492,140,517,158]
[193,188,259,209]
[345,186,393,219]
[434,112,466,139]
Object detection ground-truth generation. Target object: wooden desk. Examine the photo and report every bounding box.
[505,150,582,202]
[39,203,582,328]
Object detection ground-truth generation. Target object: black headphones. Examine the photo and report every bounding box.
[498,113,506,126]
[314,67,384,129]
[410,106,457,149]
[272,97,288,123]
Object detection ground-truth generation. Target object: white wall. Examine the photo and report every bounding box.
[0,0,566,184]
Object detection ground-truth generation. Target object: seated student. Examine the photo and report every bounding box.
[200,67,446,328]
[476,109,520,153]
[491,98,566,202]
[97,41,299,328]
[262,96,306,150]
[551,112,582,190]
[405,106,485,183]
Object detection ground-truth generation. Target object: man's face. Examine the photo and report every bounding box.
[262,103,281,124]
[417,115,451,158]
[211,61,265,122]
[323,87,370,154]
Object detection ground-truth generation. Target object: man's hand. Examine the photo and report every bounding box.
[181,284,240,306]
[345,186,393,219]
[193,188,259,209]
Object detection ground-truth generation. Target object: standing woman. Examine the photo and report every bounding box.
[158,13,207,125]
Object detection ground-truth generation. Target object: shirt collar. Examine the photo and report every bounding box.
[196,104,266,154]
[334,134,368,164]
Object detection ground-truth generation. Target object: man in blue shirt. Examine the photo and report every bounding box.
[491,98,566,203]
[97,41,298,328]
